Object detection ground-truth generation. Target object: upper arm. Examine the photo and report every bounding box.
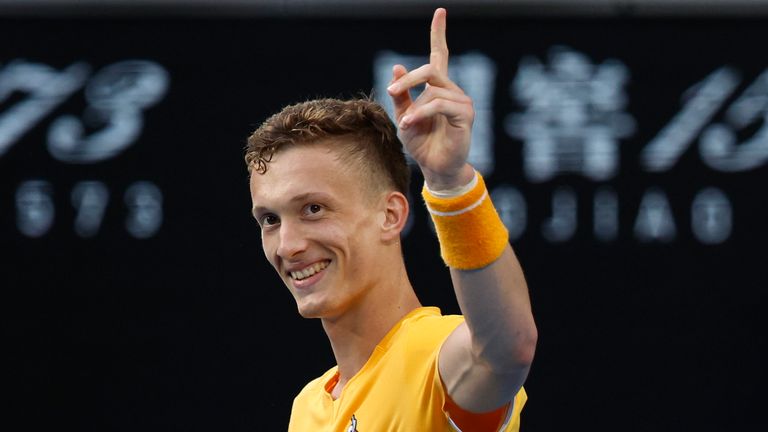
[438,321,531,414]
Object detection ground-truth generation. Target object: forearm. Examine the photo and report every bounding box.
[423,168,537,371]
[450,246,537,372]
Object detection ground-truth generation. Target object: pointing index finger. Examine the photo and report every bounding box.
[430,8,449,73]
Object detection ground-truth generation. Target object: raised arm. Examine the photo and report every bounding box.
[386,8,537,414]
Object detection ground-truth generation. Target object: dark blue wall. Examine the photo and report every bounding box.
[2,14,766,431]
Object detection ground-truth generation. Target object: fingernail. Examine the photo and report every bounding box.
[387,84,398,93]
[399,115,411,129]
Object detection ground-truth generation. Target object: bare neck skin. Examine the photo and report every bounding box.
[322,254,421,400]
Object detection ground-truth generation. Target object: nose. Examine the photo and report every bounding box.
[275,219,308,260]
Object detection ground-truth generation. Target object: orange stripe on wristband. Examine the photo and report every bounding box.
[422,173,509,270]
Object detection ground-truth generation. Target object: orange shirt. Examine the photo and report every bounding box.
[288,307,527,431]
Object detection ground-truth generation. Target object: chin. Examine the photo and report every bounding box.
[296,307,319,319]
[294,299,324,319]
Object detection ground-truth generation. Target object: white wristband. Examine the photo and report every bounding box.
[424,170,479,199]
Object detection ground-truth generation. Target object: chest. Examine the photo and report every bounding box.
[290,354,448,431]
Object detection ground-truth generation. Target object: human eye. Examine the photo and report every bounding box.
[303,203,324,217]
[258,213,280,228]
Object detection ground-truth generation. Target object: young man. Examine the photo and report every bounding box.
[245,8,537,431]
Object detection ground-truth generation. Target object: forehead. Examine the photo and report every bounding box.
[249,142,367,206]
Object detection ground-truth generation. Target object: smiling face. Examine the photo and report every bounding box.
[249,140,391,319]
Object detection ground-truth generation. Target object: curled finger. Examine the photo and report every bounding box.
[387,63,459,97]
[399,96,474,130]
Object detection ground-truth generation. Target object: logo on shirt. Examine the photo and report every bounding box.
[346,415,358,432]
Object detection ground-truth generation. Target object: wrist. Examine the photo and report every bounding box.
[425,170,478,198]
[421,171,509,270]
[421,163,475,192]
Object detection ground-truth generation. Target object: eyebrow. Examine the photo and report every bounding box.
[251,192,335,219]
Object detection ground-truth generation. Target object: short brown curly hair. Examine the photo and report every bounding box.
[245,96,411,196]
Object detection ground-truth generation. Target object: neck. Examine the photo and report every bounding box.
[322,261,421,397]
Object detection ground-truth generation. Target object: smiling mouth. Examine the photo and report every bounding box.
[289,260,330,281]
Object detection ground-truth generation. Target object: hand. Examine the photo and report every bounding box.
[386,8,476,191]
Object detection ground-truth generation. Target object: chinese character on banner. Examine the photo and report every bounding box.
[506,46,636,182]
[642,66,768,173]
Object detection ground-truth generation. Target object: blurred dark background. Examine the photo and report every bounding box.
[2,1,766,430]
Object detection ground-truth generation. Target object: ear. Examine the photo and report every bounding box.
[379,191,409,243]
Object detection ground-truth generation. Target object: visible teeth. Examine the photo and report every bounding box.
[291,261,329,280]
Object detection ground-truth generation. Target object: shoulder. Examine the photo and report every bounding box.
[402,307,464,340]
[390,308,465,356]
